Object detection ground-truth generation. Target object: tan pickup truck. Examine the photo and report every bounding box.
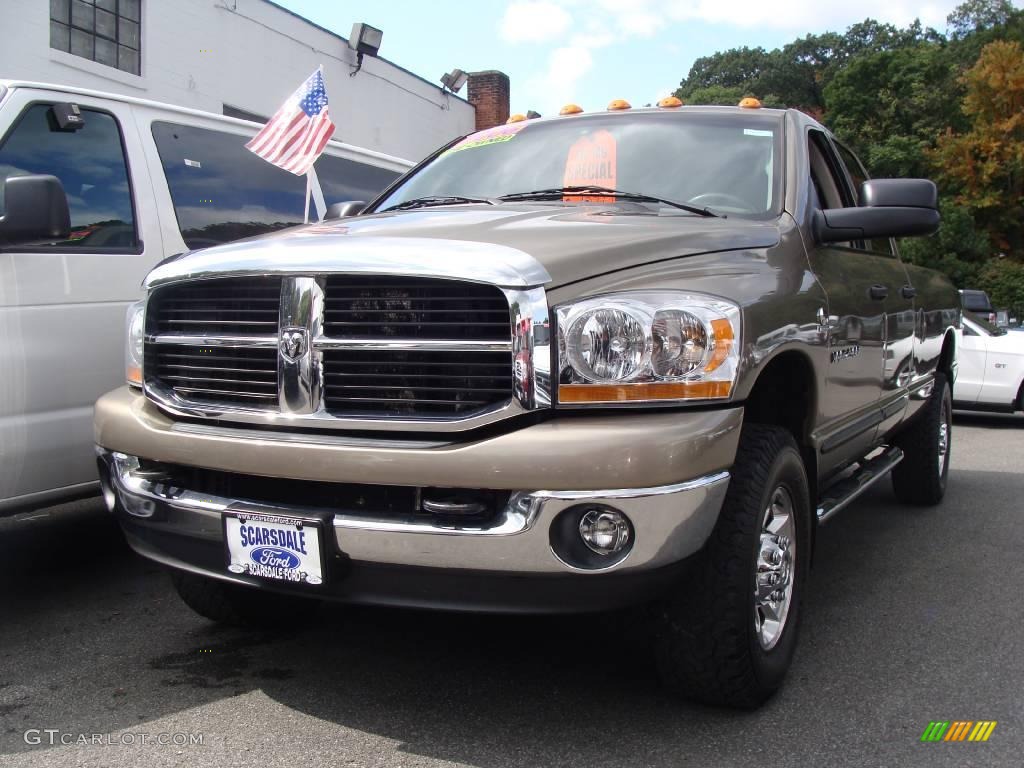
[93,103,959,707]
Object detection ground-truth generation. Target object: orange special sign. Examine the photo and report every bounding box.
[562,130,617,201]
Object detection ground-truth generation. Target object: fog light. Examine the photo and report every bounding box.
[579,509,631,555]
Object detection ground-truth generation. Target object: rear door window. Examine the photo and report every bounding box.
[0,103,137,249]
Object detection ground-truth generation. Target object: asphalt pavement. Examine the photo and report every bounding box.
[1,412,1022,767]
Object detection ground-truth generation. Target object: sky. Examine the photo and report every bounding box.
[276,0,989,117]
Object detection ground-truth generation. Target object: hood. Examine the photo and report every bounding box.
[147,204,781,290]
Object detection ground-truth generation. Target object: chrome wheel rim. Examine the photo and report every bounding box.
[754,486,796,651]
[937,419,949,476]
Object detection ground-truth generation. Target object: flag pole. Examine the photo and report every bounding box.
[304,171,312,224]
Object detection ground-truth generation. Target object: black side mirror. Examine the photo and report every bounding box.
[324,201,366,220]
[0,175,71,246]
[814,179,940,244]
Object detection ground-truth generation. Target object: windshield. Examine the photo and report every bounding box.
[374,111,783,219]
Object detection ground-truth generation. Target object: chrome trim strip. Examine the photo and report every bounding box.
[530,471,732,500]
[148,333,278,348]
[144,377,529,432]
[278,276,323,415]
[505,286,552,409]
[314,336,513,353]
[144,236,552,290]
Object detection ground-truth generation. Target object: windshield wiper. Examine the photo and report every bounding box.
[381,195,496,212]
[498,186,721,217]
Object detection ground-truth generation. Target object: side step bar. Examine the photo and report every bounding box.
[816,446,904,524]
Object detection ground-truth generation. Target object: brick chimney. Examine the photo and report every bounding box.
[467,70,510,130]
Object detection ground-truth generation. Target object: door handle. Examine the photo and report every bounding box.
[901,285,917,299]
[869,284,889,300]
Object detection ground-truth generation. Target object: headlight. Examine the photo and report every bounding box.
[556,291,740,404]
[125,299,146,387]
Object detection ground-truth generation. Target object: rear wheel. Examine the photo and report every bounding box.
[170,569,320,627]
[891,373,951,506]
[654,424,811,708]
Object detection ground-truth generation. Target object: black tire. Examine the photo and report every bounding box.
[891,373,951,506]
[170,569,320,627]
[654,424,811,708]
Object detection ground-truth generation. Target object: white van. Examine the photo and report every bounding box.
[0,80,412,514]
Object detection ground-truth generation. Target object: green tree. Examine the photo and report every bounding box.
[947,0,1018,39]
[932,40,1024,252]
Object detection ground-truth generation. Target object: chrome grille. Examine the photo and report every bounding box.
[322,276,510,340]
[146,345,278,406]
[151,277,281,335]
[322,349,513,415]
[144,275,526,423]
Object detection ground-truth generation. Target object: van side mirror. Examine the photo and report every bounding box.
[0,175,71,246]
[324,201,366,220]
[814,179,940,243]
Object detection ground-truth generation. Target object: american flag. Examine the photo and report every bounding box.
[245,68,336,176]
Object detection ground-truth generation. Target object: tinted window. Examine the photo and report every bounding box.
[834,141,894,255]
[0,104,136,249]
[315,153,400,207]
[152,122,400,249]
[960,290,992,312]
[376,112,783,219]
[153,121,311,248]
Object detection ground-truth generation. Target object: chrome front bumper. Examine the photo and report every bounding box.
[98,449,729,577]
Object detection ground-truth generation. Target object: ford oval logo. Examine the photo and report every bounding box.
[250,546,301,569]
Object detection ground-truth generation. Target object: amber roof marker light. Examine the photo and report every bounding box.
[658,96,683,108]
[560,103,584,115]
[738,97,762,109]
[607,99,632,111]
[506,113,527,124]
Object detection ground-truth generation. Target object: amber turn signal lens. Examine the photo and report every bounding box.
[607,99,631,111]
[506,113,527,123]
[126,365,142,387]
[738,97,762,109]
[559,380,733,403]
[703,318,735,374]
[559,103,584,115]
[657,96,683,108]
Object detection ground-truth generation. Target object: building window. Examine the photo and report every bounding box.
[50,0,141,76]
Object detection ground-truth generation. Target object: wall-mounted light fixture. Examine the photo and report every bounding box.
[440,68,469,94]
[348,23,383,77]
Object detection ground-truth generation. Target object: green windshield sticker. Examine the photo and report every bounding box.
[445,122,528,154]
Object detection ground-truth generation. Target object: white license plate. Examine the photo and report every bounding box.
[224,511,324,586]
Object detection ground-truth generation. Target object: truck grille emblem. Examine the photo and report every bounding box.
[280,328,307,361]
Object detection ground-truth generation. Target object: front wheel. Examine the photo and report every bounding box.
[891,373,951,506]
[654,424,811,708]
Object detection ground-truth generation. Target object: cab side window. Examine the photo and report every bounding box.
[834,141,895,256]
[808,130,855,248]
[0,104,137,249]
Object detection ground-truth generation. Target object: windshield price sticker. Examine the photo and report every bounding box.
[224,511,324,585]
[445,122,528,155]
[563,130,617,201]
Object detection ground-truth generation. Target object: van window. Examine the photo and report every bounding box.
[314,153,400,207]
[152,121,308,248]
[0,103,137,249]
[152,121,401,249]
